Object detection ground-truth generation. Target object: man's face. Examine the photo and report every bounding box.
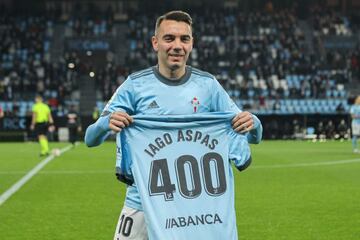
[152,20,193,72]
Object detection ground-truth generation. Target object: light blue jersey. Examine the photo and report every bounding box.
[120,113,251,240]
[350,105,360,124]
[85,66,262,210]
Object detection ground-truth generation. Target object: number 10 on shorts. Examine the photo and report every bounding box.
[148,152,227,201]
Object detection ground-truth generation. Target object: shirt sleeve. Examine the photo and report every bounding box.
[210,77,240,113]
[246,114,263,144]
[228,130,252,172]
[102,77,135,115]
[84,114,111,147]
[84,78,135,147]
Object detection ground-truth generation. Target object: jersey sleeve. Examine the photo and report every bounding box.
[228,130,252,171]
[102,77,136,115]
[246,115,263,144]
[210,77,240,113]
[85,77,136,147]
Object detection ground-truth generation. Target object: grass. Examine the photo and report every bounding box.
[0,141,359,239]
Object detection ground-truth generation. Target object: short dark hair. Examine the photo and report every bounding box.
[155,10,193,35]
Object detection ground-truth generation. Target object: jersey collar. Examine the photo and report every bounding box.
[153,65,192,86]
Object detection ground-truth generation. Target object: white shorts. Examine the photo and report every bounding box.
[352,122,360,136]
[114,206,148,240]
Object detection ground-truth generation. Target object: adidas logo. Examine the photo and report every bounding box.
[148,100,160,109]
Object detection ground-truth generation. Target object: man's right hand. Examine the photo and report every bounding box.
[109,112,133,132]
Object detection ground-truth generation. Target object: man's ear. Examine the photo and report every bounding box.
[152,36,158,52]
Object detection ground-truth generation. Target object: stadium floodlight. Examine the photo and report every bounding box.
[68,63,75,69]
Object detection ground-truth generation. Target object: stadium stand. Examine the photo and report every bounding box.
[0,1,359,140]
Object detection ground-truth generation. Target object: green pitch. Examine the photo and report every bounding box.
[0,141,359,240]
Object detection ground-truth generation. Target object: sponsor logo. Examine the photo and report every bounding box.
[148,100,160,109]
[165,213,222,229]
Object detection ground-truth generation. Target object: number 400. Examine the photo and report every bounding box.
[148,152,227,201]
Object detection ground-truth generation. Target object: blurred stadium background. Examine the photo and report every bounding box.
[0,0,360,239]
[0,0,359,141]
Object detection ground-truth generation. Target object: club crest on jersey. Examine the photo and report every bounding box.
[191,97,200,113]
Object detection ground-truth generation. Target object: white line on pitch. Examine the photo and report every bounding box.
[40,170,113,174]
[0,145,73,206]
[0,170,113,175]
[252,158,360,169]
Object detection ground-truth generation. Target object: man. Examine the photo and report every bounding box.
[350,96,360,153]
[67,105,81,145]
[0,105,4,118]
[0,105,3,131]
[30,95,54,156]
[85,10,262,239]
[336,119,348,141]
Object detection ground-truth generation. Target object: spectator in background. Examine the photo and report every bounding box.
[316,121,326,141]
[30,95,54,156]
[12,101,19,117]
[268,119,279,139]
[67,105,81,145]
[336,101,345,113]
[265,1,274,13]
[0,105,4,118]
[325,120,335,139]
[350,96,360,153]
[0,104,3,129]
[292,119,303,139]
[272,97,281,111]
[48,92,59,110]
[283,121,292,139]
[337,119,348,141]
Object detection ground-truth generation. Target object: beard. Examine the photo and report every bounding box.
[167,55,188,71]
[168,63,181,71]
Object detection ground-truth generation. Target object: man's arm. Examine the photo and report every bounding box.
[351,113,360,119]
[85,112,133,147]
[85,78,135,147]
[30,112,36,130]
[85,114,112,147]
[48,111,54,124]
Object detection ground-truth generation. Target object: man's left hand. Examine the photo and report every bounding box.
[232,111,254,133]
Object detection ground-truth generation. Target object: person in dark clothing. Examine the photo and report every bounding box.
[325,120,335,139]
[337,119,348,140]
[316,121,326,141]
[67,105,81,145]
